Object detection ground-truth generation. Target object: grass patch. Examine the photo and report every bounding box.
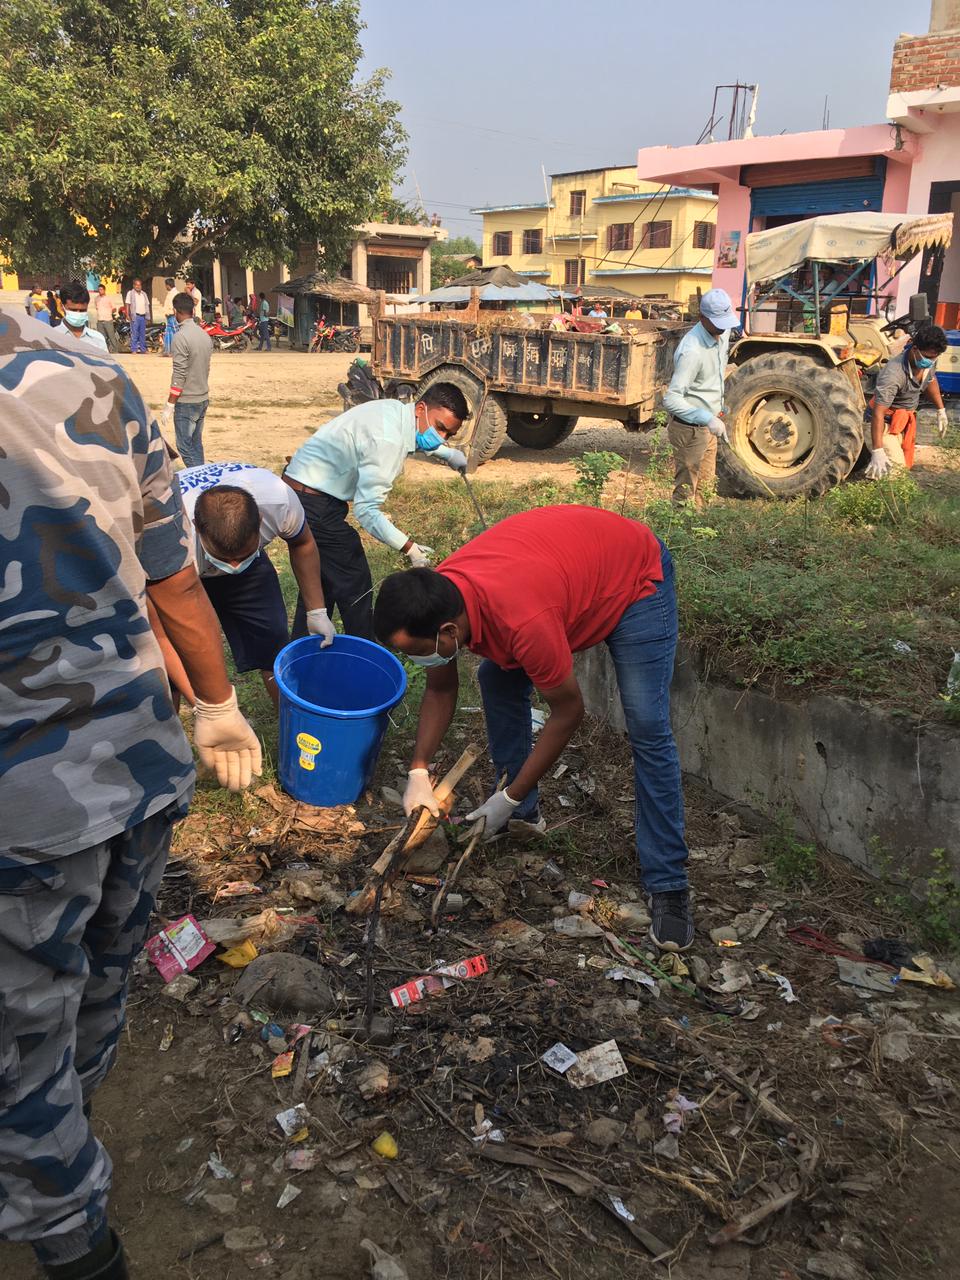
[873,841,960,952]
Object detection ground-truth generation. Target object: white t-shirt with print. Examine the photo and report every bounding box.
[177,462,306,576]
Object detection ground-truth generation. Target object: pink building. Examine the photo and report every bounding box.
[636,1,960,324]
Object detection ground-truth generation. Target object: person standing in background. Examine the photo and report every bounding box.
[663,287,738,506]
[124,278,150,354]
[256,292,271,351]
[46,290,64,327]
[94,285,119,352]
[161,292,213,468]
[183,278,203,322]
[161,277,178,356]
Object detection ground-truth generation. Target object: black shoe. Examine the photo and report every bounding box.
[649,890,694,952]
[42,1230,128,1280]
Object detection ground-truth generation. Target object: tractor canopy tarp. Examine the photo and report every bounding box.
[745,212,954,287]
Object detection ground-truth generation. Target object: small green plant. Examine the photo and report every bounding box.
[762,808,819,889]
[820,468,921,525]
[873,842,960,952]
[573,451,625,505]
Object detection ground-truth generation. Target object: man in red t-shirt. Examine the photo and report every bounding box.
[373,505,693,951]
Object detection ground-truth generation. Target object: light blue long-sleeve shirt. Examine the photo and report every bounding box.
[662,322,730,426]
[285,399,454,550]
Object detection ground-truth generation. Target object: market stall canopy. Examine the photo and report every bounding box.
[274,273,379,304]
[745,212,954,287]
[416,263,564,304]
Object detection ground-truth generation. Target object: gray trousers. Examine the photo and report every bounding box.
[96,321,118,353]
[0,800,184,1264]
[667,419,717,505]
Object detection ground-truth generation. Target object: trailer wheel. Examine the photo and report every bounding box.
[506,411,579,449]
[718,352,864,498]
[417,366,508,465]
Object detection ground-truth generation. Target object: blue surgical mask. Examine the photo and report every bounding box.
[201,539,260,575]
[63,310,88,329]
[408,630,459,668]
[415,409,446,453]
[914,354,935,369]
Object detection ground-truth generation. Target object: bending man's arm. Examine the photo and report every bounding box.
[503,675,585,802]
[410,661,460,771]
[663,348,713,425]
[286,525,326,611]
[147,566,232,704]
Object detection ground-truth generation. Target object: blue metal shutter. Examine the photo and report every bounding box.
[750,173,885,218]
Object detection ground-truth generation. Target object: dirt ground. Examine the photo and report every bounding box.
[7,352,960,1279]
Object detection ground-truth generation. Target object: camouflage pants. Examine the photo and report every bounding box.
[0,801,184,1265]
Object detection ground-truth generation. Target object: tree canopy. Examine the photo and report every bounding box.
[0,0,406,278]
[431,235,481,289]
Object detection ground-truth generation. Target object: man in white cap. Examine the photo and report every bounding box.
[663,287,739,506]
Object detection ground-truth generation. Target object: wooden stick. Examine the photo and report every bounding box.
[430,818,484,926]
[346,745,482,916]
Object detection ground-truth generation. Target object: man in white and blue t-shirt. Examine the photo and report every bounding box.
[172,462,334,706]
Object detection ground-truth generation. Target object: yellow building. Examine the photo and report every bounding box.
[472,165,717,305]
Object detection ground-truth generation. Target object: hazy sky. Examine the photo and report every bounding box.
[358,0,931,241]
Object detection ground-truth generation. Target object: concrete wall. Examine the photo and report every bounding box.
[576,642,960,875]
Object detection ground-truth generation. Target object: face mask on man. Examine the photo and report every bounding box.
[201,540,260,575]
[415,409,447,453]
[914,353,935,370]
[407,628,459,668]
[63,309,88,329]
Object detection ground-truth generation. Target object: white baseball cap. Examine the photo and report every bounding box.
[699,288,739,330]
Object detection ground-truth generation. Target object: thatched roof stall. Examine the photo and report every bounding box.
[272,275,379,347]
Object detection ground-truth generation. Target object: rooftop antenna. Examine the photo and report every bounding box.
[703,84,759,141]
[821,95,830,130]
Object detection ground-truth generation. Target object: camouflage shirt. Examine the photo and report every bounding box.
[0,310,195,860]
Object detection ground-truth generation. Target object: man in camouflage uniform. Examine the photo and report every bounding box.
[0,311,261,1279]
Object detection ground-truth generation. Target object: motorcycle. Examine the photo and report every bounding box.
[310,314,361,354]
[115,316,165,352]
[201,315,256,353]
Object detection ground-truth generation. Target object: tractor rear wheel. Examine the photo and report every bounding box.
[718,352,864,498]
[506,411,579,449]
[417,366,508,465]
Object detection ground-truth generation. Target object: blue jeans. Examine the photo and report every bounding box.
[257,319,271,350]
[129,313,146,353]
[477,544,688,893]
[173,399,208,468]
[163,315,177,355]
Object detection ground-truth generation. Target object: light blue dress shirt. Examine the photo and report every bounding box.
[662,322,730,426]
[285,399,453,550]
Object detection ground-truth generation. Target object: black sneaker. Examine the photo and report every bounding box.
[649,890,694,952]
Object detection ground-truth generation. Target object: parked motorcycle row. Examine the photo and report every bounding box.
[115,305,363,355]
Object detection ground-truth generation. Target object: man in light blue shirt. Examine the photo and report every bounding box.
[283,383,469,638]
[663,287,738,506]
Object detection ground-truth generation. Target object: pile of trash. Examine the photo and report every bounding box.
[139,751,960,1280]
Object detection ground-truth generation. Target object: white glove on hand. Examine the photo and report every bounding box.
[705,416,729,443]
[444,448,468,472]
[937,408,949,440]
[306,607,336,648]
[865,447,892,480]
[467,788,521,840]
[194,688,262,791]
[405,542,434,569]
[161,404,175,430]
[403,768,440,817]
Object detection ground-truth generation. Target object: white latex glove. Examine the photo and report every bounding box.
[306,607,336,648]
[937,408,949,440]
[467,788,521,840]
[403,768,440,817]
[705,416,729,444]
[865,447,892,480]
[405,542,434,569]
[161,404,175,430]
[193,688,262,791]
[444,448,468,472]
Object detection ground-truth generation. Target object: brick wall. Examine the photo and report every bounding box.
[890,28,960,94]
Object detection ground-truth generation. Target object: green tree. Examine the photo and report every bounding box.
[0,0,406,280]
[431,235,481,289]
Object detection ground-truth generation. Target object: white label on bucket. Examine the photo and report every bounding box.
[299,753,316,771]
[296,732,321,755]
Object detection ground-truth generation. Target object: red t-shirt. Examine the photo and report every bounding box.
[439,506,663,689]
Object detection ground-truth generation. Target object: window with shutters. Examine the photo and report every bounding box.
[492,231,512,256]
[564,258,585,286]
[607,223,634,252]
[693,221,716,250]
[522,229,543,255]
[569,190,586,216]
[642,220,672,249]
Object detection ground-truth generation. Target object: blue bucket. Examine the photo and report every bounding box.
[274,635,407,806]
